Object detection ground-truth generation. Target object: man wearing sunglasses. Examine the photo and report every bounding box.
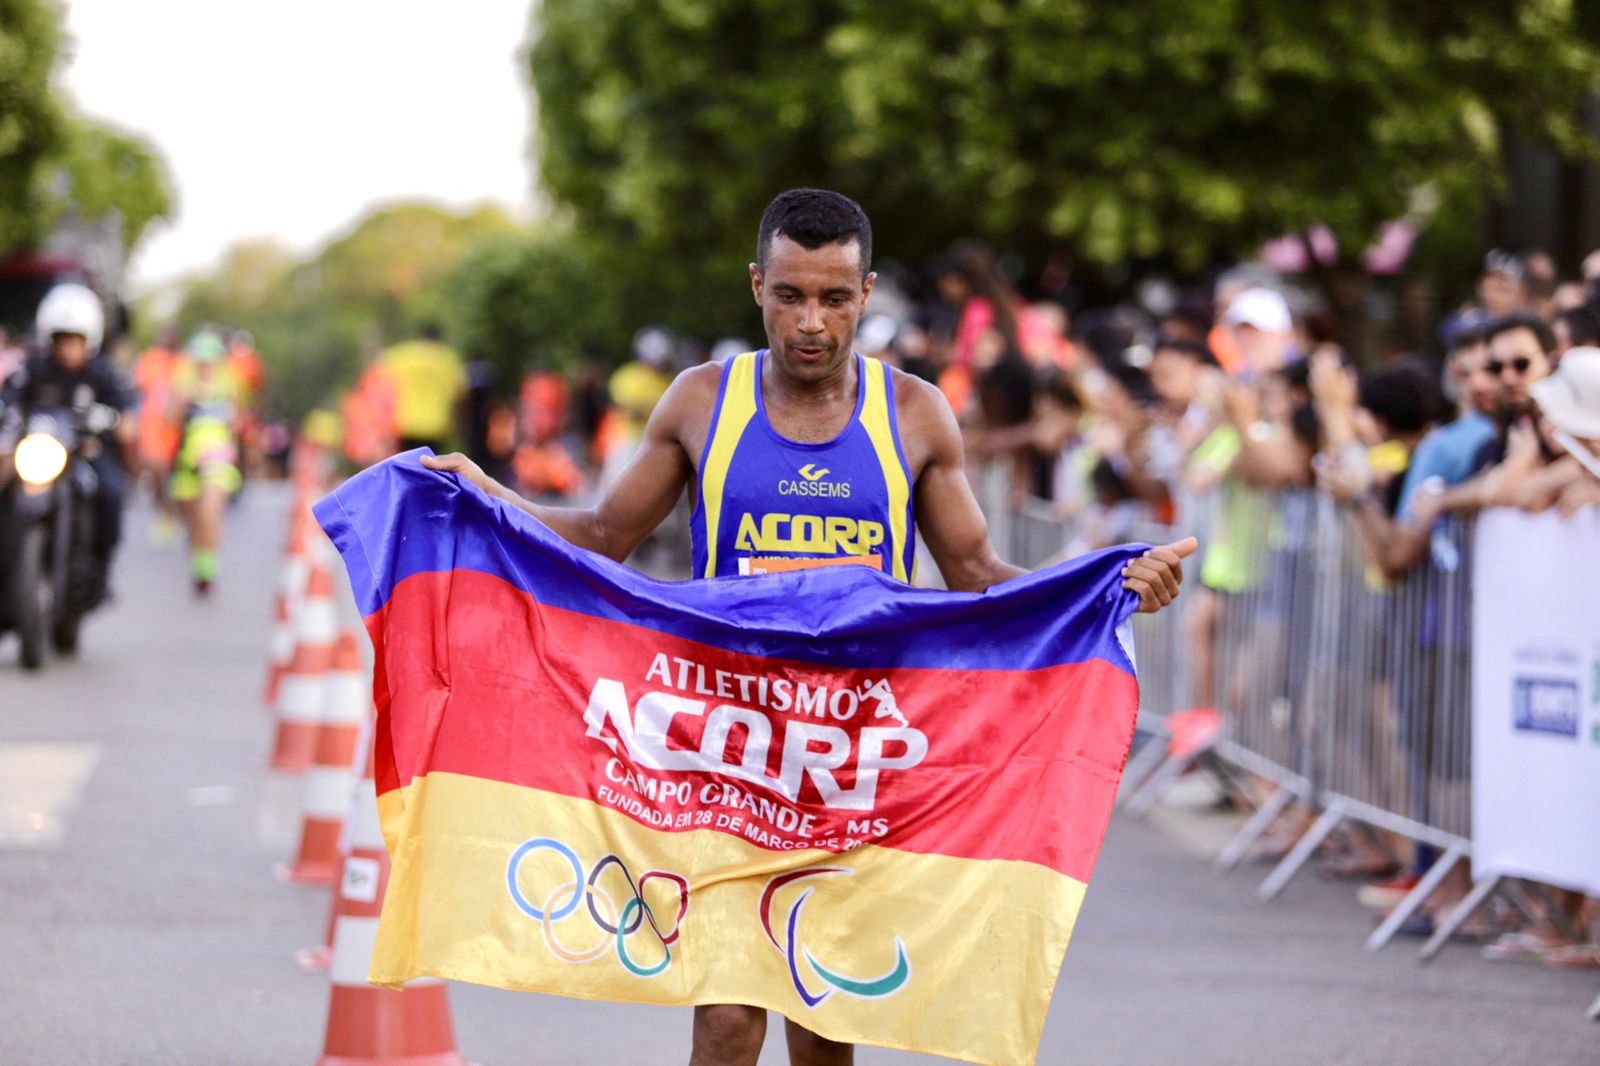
[1411,312,1559,525]
[1484,312,1556,423]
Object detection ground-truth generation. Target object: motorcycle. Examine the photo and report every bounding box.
[0,397,119,670]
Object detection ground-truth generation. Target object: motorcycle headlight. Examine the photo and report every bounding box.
[15,433,69,486]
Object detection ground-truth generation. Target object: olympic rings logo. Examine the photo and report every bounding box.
[506,837,689,978]
[760,867,911,1008]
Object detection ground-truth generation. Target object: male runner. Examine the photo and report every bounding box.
[425,188,1195,1066]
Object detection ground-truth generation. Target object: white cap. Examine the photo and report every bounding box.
[709,338,748,364]
[632,326,675,367]
[35,283,105,353]
[856,314,898,353]
[1531,347,1600,440]
[1223,287,1293,334]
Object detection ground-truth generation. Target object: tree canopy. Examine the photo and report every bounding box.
[49,117,175,252]
[168,203,516,422]
[0,0,67,251]
[0,0,174,259]
[523,0,1600,340]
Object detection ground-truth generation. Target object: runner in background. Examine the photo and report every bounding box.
[377,324,468,453]
[512,369,583,500]
[226,330,266,481]
[132,326,186,546]
[600,327,674,490]
[341,357,399,469]
[169,330,243,595]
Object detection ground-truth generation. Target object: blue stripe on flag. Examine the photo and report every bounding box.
[314,451,1143,675]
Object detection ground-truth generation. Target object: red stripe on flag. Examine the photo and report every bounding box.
[366,569,1138,882]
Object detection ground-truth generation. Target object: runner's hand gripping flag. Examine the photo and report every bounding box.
[315,450,1145,1066]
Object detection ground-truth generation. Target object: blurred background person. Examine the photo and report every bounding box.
[601,326,675,490]
[511,368,584,502]
[168,330,243,595]
[1411,312,1557,523]
[1220,286,1296,379]
[132,326,186,545]
[1552,304,1600,360]
[341,351,399,469]
[0,325,26,381]
[377,324,468,454]
[226,330,266,481]
[1316,319,1499,578]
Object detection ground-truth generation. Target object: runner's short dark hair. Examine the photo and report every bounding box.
[1485,311,1556,354]
[757,189,872,278]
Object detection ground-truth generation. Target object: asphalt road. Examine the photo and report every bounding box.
[1,482,1594,1065]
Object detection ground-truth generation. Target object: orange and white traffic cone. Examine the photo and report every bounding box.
[296,708,369,974]
[278,630,368,885]
[265,591,297,710]
[315,754,467,1065]
[292,439,325,495]
[293,888,338,975]
[296,706,374,974]
[265,505,319,708]
[269,561,339,772]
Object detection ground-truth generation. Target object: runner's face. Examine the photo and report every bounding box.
[751,236,875,385]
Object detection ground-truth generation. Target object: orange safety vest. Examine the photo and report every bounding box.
[133,346,183,464]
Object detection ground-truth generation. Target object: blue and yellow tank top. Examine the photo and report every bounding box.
[691,350,916,580]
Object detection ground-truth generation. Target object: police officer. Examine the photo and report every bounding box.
[1,284,137,601]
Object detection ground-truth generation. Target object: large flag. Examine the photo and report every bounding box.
[315,451,1144,1066]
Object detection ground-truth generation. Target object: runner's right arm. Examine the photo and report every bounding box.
[422,365,716,562]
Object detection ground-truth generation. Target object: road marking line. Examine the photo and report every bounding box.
[185,785,238,807]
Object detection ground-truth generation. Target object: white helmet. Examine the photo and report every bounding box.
[36,283,105,353]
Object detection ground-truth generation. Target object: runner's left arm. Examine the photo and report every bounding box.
[902,373,1194,611]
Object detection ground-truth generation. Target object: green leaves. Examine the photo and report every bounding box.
[47,118,175,252]
[0,0,66,251]
[525,0,1600,290]
[0,0,173,260]
[167,204,514,424]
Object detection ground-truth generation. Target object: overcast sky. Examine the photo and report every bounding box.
[59,0,534,293]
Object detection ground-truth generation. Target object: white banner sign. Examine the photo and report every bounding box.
[1472,507,1600,895]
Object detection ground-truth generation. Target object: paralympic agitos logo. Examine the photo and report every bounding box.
[762,867,912,1007]
[505,837,912,1006]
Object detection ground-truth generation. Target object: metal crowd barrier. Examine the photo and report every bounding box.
[1009,496,1074,569]
[1117,518,1207,812]
[993,486,1483,955]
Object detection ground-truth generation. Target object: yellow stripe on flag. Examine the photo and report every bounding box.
[376,786,408,856]
[372,772,1086,1066]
